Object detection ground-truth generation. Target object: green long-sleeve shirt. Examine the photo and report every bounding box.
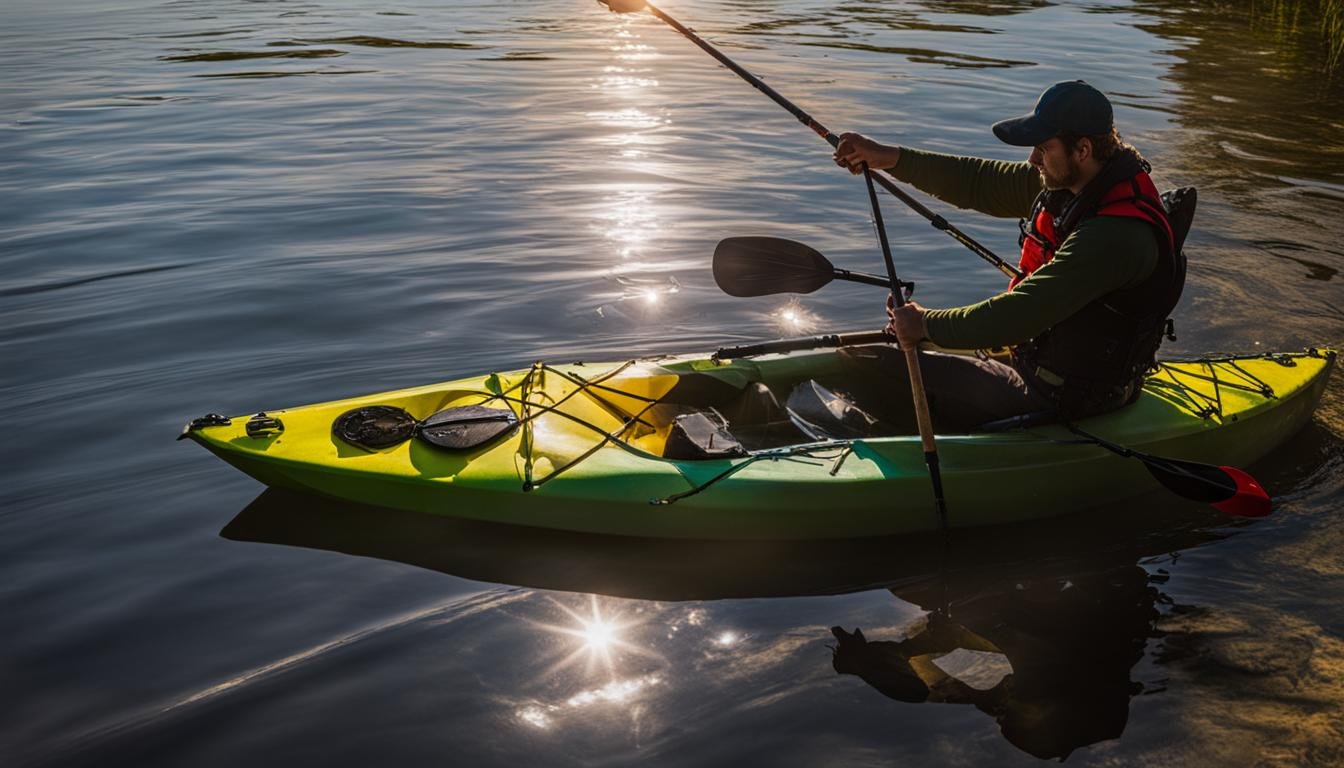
[887,149,1159,350]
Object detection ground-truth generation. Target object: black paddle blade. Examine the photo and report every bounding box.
[713,236,836,297]
[1141,454,1271,517]
[418,405,519,451]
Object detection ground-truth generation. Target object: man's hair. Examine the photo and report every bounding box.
[1058,126,1139,164]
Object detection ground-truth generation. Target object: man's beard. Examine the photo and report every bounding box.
[1039,156,1083,190]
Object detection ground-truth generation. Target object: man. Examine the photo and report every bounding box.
[832,80,1182,426]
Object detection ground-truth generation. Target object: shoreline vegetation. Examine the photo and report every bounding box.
[1249,0,1344,79]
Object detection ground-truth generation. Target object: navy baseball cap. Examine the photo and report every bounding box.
[992,81,1113,146]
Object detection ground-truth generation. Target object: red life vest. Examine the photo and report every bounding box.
[1008,159,1187,419]
[1012,171,1174,289]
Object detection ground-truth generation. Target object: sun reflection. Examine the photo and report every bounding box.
[771,298,821,334]
[596,189,659,252]
[610,42,655,62]
[508,595,671,733]
[585,107,665,129]
[587,10,680,325]
[530,594,661,680]
[517,706,552,729]
[514,674,663,731]
[596,66,660,91]
[565,675,661,706]
[581,619,618,650]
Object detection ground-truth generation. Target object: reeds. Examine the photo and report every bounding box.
[1251,0,1344,78]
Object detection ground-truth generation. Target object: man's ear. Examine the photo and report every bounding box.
[1074,135,1094,163]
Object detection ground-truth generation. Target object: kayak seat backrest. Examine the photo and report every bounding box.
[1160,186,1196,256]
[659,384,815,457]
[662,410,748,460]
[719,381,785,424]
[654,355,915,456]
[716,382,813,452]
[785,380,882,441]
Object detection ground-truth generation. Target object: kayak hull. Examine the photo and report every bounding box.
[186,346,1335,539]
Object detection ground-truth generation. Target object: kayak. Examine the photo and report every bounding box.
[182,342,1335,540]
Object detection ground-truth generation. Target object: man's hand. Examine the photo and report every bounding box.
[834,133,901,174]
[886,296,928,348]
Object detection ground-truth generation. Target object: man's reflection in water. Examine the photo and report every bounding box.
[831,563,1162,760]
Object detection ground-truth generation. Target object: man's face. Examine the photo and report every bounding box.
[1029,137,1082,190]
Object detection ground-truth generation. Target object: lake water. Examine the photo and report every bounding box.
[3,0,1343,764]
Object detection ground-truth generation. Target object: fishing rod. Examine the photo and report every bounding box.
[596,0,1023,282]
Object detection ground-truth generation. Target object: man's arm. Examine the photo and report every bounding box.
[834,134,1042,219]
[889,149,1042,220]
[920,217,1160,350]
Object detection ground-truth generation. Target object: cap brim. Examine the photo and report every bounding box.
[992,113,1056,146]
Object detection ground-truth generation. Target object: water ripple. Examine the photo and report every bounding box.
[160,48,346,62]
[797,40,1036,68]
[0,264,191,297]
[290,35,490,49]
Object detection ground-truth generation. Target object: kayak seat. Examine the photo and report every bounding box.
[712,379,894,452]
[662,410,749,460]
[716,382,813,451]
[650,370,905,457]
[784,380,887,441]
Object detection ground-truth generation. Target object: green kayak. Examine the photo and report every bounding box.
[182,342,1335,539]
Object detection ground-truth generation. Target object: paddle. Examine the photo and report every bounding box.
[594,0,1022,282]
[713,236,899,297]
[1067,425,1270,517]
[597,0,1270,520]
[861,165,951,529]
[711,234,1270,517]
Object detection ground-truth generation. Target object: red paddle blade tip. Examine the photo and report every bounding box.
[1211,465,1272,517]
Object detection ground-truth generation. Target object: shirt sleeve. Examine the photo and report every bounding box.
[922,216,1160,350]
[888,148,1043,219]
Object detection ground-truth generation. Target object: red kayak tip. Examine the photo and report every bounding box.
[1211,465,1272,517]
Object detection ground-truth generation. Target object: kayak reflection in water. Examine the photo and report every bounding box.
[830,563,1163,760]
[834,81,1189,428]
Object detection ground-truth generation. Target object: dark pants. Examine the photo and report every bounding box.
[835,346,1052,434]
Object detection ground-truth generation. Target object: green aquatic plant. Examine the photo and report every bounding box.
[1250,0,1344,78]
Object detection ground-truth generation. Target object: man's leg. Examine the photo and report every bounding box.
[837,346,1051,433]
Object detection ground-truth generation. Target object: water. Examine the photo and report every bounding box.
[3,0,1342,764]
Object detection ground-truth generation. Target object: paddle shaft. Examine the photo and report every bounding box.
[862,166,949,526]
[641,1,1022,282]
[713,329,891,359]
[834,268,892,289]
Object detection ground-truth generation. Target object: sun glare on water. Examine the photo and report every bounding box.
[581,619,618,650]
[532,595,661,680]
[773,299,820,333]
